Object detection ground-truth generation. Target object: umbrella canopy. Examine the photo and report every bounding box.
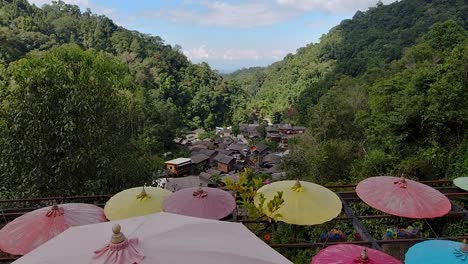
[254,180,342,225]
[454,177,468,191]
[0,203,105,255]
[12,212,293,264]
[356,176,451,218]
[104,186,171,220]
[311,244,402,264]
[163,186,236,220]
[405,240,468,264]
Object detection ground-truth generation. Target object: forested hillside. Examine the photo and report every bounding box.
[0,0,242,130]
[229,0,467,123]
[266,0,467,184]
[227,0,468,185]
[0,0,243,196]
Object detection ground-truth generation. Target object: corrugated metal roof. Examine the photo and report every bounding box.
[165,157,191,165]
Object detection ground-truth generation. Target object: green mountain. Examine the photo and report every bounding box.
[247,0,467,184]
[229,0,467,123]
[0,0,242,196]
[0,0,242,130]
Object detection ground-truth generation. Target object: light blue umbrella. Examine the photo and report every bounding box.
[405,240,468,264]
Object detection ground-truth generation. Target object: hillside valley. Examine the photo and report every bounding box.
[0,0,468,263]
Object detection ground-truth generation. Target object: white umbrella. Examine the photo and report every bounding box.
[13,212,292,264]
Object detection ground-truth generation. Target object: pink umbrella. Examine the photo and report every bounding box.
[0,203,106,255]
[163,186,236,220]
[12,212,292,264]
[356,176,451,218]
[311,244,402,264]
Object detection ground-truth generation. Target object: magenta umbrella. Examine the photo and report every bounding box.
[311,244,402,264]
[163,187,236,220]
[0,203,105,255]
[356,176,451,218]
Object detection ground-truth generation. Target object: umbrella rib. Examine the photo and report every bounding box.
[340,197,382,251]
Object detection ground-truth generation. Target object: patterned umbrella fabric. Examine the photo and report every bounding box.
[454,177,468,192]
[104,186,171,220]
[405,240,468,264]
[0,203,105,255]
[254,180,342,225]
[356,176,451,218]
[12,212,293,264]
[311,244,402,264]
[163,186,236,220]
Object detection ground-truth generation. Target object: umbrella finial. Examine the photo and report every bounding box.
[46,204,64,218]
[111,224,127,244]
[393,176,407,189]
[136,186,150,200]
[291,179,304,192]
[359,248,369,262]
[193,185,208,198]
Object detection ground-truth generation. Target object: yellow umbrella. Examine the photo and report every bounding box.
[254,180,342,225]
[104,186,172,220]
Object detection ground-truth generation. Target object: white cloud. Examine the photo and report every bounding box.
[183,45,215,59]
[146,1,298,28]
[146,0,399,28]
[277,0,398,12]
[223,49,262,60]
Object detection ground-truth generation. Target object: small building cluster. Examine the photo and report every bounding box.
[159,123,304,191]
[239,123,305,150]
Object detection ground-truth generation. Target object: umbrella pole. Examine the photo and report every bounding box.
[424,219,439,238]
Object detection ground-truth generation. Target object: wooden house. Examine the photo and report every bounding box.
[240,124,261,139]
[190,153,210,170]
[278,124,293,134]
[215,154,236,173]
[227,143,248,155]
[266,125,279,133]
[250,143,269,156]
[261,153,282,168]
[164,158,192,176]
[292,126,306,134]
[266,132,282,142]
[194,149,218,165]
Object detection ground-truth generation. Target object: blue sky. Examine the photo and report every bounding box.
[29,0,397,73]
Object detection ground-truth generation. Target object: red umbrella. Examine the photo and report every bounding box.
[163,186,236,220]
[356,176,451,218]
[0,203,106,255]
[311,244,402,264]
